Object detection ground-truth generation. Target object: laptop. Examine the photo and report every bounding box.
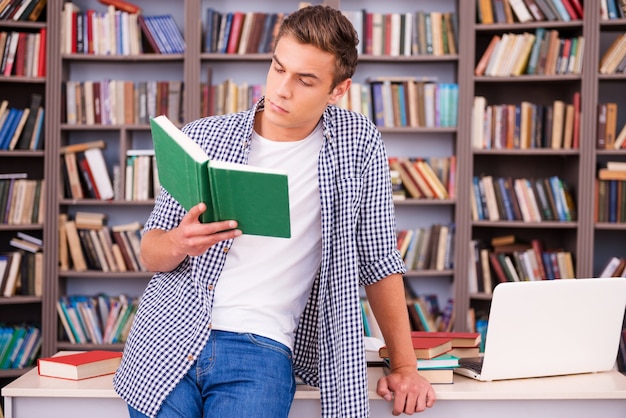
[454,277,626,381]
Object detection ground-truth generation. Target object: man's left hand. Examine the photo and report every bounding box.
[376,366,436,415]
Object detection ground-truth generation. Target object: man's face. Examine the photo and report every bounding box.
[260,35,350,141]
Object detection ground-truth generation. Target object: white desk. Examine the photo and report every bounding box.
[3,366,626,417]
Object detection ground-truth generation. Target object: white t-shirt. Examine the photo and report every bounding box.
[211,121,323,349]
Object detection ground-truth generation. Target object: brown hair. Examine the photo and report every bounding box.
[276,5,359,89]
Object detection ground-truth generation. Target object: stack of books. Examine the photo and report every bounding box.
[378,331,481,384]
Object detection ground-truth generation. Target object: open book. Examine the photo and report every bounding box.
[150,115,291,238]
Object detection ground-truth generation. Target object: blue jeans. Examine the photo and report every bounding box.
[128,330,296,418]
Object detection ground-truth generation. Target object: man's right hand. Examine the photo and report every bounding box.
[140,203,242,272]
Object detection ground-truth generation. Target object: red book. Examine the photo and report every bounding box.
[79,156,101,199]
[38,350,122,380]
[567,0,584,18]
[137,15,161,53]
[530,239,548,280]
[226,12,245,54]
[410,331,481,348]
[12,32,28,76]
[37,27,46,77]
[572,91,581,149]
[86,9,95,54]
[378,336,452,359]
[488,251,509,284]
[559,0,579,20]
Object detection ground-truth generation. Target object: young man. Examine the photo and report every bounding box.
[114,5,435,417]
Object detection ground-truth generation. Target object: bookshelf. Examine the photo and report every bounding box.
[467,0,626,329]
[45,0,194,356]
[595,9,626,277]
[0,5,48,383]
[4,0,625,381]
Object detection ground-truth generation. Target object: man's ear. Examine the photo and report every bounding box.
[327,79,351,105]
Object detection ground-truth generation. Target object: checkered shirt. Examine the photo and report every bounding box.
[113,99,406,417]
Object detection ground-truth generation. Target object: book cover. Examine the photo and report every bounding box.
[38,350,122,380]
[417,353,460,369]
[378,336,452,359]
[150,115,291,238]
[410,331,481,347]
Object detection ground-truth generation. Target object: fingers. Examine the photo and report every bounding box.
[425,387,436,408]
[183,203,207,224]
[184,204,241,235]
[380,374,435,416]
[376,378,394,402]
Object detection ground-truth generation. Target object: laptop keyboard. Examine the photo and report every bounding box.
[459,357,484,374]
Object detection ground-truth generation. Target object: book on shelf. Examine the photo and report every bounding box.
[60,141,114,201]
[598,256,626,278]
[150,115,291,238]
[37,350,123,380]
[378,336,452,360]
[97,0,141,14]
[0,323,41,369]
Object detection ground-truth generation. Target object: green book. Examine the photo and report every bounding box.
[150,115,291,238]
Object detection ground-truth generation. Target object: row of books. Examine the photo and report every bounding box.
[200,76,459,130]
[472,93,581,150]
[0,174,45,226]
[389,156,456,201]
[0,324,41,370]
[1,232,43,297]
[62,2,185,55]
[366,79,458,129]
[125,149,159,201]
[57,294,138,345]
[0,94,45,151]
[204,9,283,55]
[0,29,47,78]
[599,33,626,75]
[597,103,626,150]
[601,0,626,20]
[63,79,183,126]
[469,237,576,296]
[0,0,46,22]
[404,281,455,334]
[201,78,265,117]
[61,141,114,201]
[410,295,455,334]
[59,213,146,274]
[204,9,459,58]
[477,0,583,24]
[397,224,455,272]
[596,165,626,224]
[471,175,576,222]
[475,30,584,77]
[598,256,626,277]
[342,10,458,57]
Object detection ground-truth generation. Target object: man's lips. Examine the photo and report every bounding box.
[268,99,287,113]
